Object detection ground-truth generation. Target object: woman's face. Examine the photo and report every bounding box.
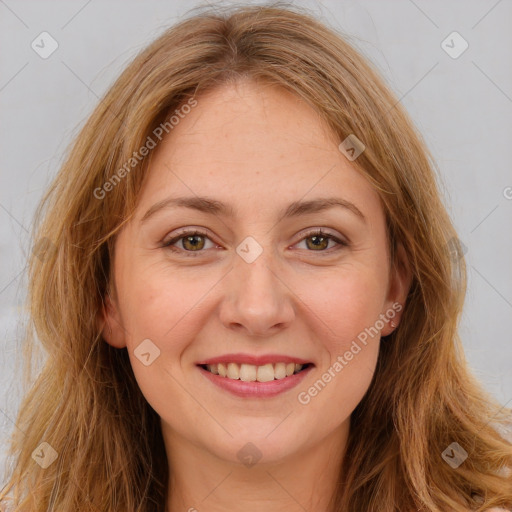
[102,79,409,466]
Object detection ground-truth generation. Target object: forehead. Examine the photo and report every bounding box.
[160,80,337,164]
[136,80,381,221]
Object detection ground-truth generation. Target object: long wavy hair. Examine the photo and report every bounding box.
[1,3,511,511]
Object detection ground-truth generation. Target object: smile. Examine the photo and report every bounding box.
[196,358,314,398]
[200,362,311,382]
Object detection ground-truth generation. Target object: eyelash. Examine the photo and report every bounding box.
[162,228,348,256]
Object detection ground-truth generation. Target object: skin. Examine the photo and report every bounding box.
[100,79,411,512]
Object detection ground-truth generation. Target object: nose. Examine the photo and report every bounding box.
[218,250,295,337]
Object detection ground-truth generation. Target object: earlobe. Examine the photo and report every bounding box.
[98,294,127,349]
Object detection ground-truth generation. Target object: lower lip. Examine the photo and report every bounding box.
[198,365,314,398]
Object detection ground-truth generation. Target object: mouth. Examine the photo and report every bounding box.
[198,362,313,382]
[196,358,314,398]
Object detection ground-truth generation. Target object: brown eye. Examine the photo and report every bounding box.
[305,234,330,251]
[296,229,347,252]
[182,234,206,251]
[163,230,215,253]
[163,228,347,256]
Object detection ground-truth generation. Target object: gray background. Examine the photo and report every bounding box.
[1,0,511,481]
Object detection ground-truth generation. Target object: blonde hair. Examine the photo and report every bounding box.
[2,4,511,511]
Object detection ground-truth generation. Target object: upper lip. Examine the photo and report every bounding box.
[196,353,313,366]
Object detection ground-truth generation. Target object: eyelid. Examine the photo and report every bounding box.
[162,228,215,249]
[162,227,349,255]
[292,228,348,254]
[295,227,348,246]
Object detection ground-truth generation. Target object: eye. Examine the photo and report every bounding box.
[294,229,348,252]
[162,228,348,256]
[162,229,216,253]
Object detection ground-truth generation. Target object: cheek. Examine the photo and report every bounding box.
[116,258,224,387]
[118,260,217,346]
[118,268,215,428]
[292,265,384,421]
[298,264,388,351]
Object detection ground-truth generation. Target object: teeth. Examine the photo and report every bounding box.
[257,363,274,382]
[274,362,286,379]
[204,362,306,381]
[227,363,240,379]
[207,364,219,375]
[240,363,257,382]
[217,363,227,377]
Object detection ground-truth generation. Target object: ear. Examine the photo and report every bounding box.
[97,292,127,349]
[380,242,412,337]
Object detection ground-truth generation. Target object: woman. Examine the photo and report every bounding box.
[1,4,511,511]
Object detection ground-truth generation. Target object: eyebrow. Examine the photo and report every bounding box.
[140,195,366,224]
